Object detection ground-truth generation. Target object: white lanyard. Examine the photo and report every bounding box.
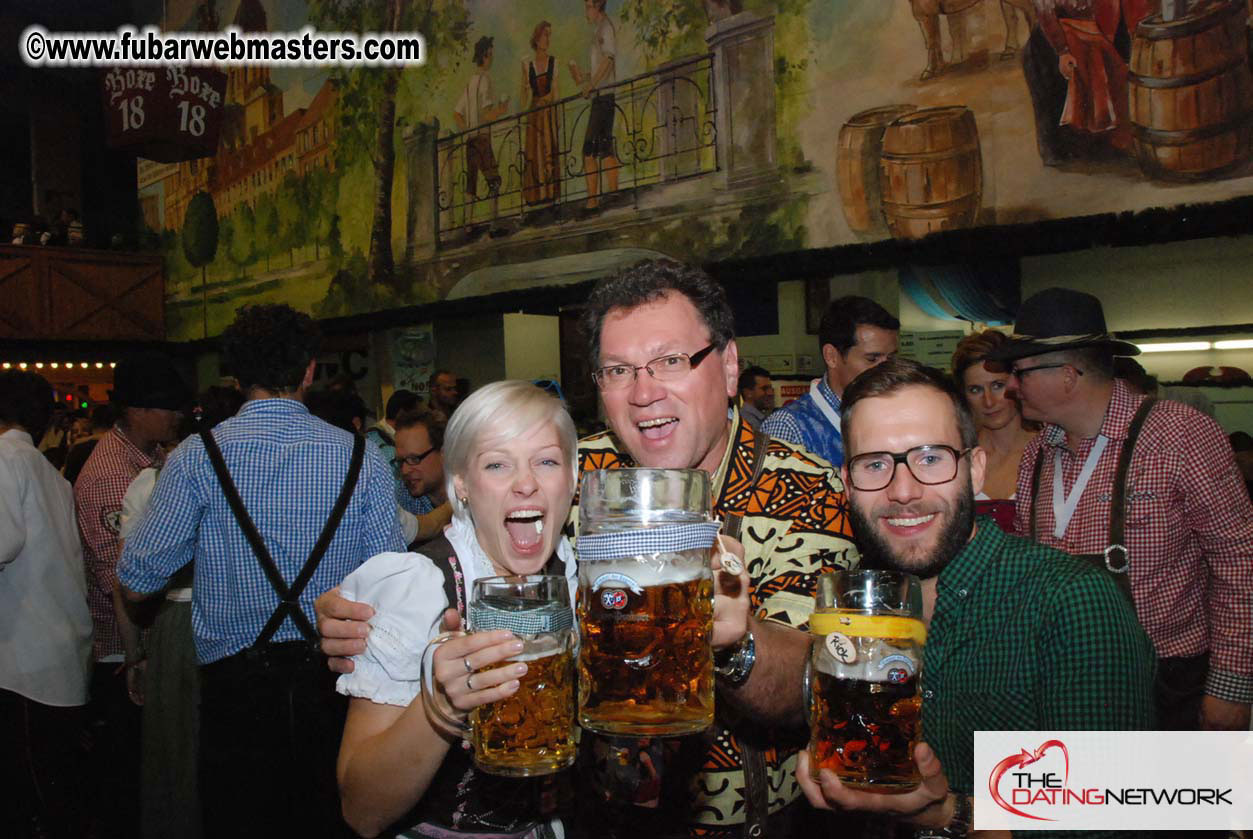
[1051,435,1109,539]
[810,378,842,431]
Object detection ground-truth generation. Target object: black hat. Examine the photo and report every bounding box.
[983,287,1139,363]
[111,355,190,411]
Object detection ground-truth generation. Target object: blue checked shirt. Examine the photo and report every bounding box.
[760,376,845,467]
[118,399,405,664]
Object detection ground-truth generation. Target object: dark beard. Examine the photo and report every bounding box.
[848,475,976,580]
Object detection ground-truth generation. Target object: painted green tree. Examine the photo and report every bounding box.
[305,166,338,260]
[227,203,256,279]
[309,0,471,289]
[619,0,709,64]
[276,172,308,267]
[182,190,220,340]
[254,194,279,272]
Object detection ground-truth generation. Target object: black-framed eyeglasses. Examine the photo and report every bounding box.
[393,447,437,468]
[1009,362,1081,379]
[591,343,718,391]
[847,445,973,492]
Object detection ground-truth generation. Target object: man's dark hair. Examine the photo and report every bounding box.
[473,36,494,66]
[394,406,447,450]
[841,357,978,451]
[819,296,900,357]
[220,304,321,392]
[738,365,770,394]
[0,371,54,440]
[305,389,366,434]
[428,370,454,391]
[385,389,421,421]
[196,385,245,429]
[1112,356,1156,394]
[90,404,116,430]
[582,258,735,363]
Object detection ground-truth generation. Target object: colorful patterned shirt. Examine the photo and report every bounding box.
[118,399,405,664]
[569,408,859,834]
[760,376,845,467]
[1014,380,1253,704]
[923,519,1157,839]
[74,427,161,660]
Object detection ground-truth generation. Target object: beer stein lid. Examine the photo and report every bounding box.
[576,520,723,562]
[470,596,573,635]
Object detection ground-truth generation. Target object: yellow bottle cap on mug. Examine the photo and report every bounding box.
[808,611,927,644]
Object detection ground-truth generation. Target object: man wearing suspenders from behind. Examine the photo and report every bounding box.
[119,304,405,837]
[986,287,1253,732]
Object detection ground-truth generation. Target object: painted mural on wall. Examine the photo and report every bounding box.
[142,0,1253,340]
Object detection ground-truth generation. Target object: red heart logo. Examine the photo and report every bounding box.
[988,739,1069,821]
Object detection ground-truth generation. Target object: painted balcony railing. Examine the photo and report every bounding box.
[433,54,718,245]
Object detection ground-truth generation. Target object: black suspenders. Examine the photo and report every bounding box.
[199,429,366,647]
[1029,397,1157,601]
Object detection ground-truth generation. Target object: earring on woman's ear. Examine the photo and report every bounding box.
[459,496,468,506]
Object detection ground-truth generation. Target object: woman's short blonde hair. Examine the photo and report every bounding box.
[443,380,578,518]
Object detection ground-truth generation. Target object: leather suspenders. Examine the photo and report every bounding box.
[1029,397,1157,601]
[199,430,366,647]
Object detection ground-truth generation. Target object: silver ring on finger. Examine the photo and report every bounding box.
[466,674,474,691]
[463,656,473,673]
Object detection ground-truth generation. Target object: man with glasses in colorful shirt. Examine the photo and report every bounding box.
[985,288,1253,732]
[796,357,1155,837]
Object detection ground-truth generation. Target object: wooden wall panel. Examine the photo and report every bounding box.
[0,245,163,341]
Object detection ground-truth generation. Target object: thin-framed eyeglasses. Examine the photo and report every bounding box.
[394,447,437,468]
[1009,362,1081,379]
[592,343,718,391]
[847,445,973,492]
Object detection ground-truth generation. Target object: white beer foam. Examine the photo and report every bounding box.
[578,551,709,588]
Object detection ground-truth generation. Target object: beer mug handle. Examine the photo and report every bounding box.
[420,631,471,737]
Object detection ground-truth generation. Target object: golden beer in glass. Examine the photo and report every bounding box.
[577,468,716,737]
[807,570,926,792]
[423,575,576,776]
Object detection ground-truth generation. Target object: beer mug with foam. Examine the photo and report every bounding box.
[421,575,576,776]
[806,569,926,792]
[575,468,720,737]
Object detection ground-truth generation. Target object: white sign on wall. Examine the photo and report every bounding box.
[391,324,436,397]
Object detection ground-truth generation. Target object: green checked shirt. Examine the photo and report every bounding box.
[922,518,1156,837]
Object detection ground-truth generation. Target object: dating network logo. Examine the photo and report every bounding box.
[988,738,1233,821]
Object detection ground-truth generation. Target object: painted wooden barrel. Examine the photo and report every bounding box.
[878,106,982,240]
[837,104,917,236]
[1129,0,1253,180]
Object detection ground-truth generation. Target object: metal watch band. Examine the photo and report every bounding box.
[713,630,755,687]
[914,793,972,839]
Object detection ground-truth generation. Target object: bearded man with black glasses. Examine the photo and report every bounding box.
[795,357,1155,839]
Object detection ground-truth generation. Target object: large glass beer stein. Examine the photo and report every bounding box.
[576,468,719,737]
[807,569,926,792]
[422,575,576,776]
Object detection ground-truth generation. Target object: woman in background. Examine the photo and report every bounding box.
[952,330,1039,531]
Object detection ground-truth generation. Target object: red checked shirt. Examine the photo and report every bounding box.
[1014,379,1253,704]
[75,427,162,661]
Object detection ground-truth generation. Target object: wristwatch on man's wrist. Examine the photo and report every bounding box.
[915,793,973,839]
[713,630,755,687]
